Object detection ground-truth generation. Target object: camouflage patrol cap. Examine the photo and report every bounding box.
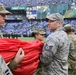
[33,29,45,34]
[0,3,11,15]
[46,13,63,22]
[64,24,72,31]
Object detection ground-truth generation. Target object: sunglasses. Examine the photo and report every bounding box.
[40,34,45,36]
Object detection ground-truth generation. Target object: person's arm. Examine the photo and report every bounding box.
[8,59,18,71]
[40,38,57,66]
[0,55,13,75]
[69,39,74,55]
[8,48,24,71]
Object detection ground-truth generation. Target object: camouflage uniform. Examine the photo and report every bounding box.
[0,55,13,75]
[64,24,76,75]
[40,27,74,75]
[68,33,76,75]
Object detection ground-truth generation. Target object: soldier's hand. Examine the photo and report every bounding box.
[14,48,24,64]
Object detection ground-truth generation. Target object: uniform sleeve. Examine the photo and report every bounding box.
[40,37,57,66]
[8,60,18,71]
[69,40,74,55]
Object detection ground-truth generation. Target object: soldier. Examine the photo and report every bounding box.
[40,13,74,75]
[64,24,76,75]
[0,3,24,75]
[32,29,45,75]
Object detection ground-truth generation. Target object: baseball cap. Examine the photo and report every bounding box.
[46,13,63,22]
[0,3,11,15]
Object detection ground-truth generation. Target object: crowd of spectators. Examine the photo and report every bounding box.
[0,21,50,38]
[0,20,76,38]
[0,0,75,6]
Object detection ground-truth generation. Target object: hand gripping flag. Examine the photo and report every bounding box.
[0,38,44,75]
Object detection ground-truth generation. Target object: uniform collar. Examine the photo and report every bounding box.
[53,27,62,32]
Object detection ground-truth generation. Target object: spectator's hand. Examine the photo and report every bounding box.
[14,48,24,64]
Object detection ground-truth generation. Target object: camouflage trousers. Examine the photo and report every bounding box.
[68,69,76,75]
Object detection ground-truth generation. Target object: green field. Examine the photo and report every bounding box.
[18,37,46,41]
[19,37,34,41]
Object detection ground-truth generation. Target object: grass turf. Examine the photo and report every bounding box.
[18,37,34,41]
[18,37,45,42]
